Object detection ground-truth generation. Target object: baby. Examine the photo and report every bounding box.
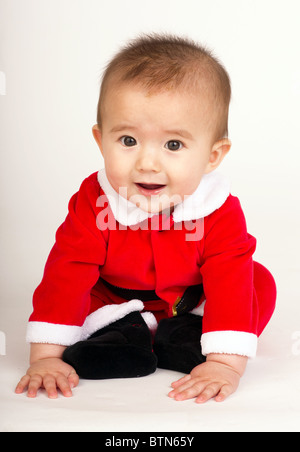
[16,34,276,403]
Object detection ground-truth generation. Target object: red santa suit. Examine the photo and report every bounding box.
[26,169,276,358]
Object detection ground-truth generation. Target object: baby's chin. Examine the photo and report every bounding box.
[132,199,177,216]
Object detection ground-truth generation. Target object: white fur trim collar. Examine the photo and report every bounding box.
[97,168,230,226]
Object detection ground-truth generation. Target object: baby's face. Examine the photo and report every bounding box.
[95,83,227,214]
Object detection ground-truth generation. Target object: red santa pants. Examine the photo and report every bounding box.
[254,262,276,336]
[147,261,277,333]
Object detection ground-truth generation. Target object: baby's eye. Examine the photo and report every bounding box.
[165,140,183,151]
[120,136,137,147]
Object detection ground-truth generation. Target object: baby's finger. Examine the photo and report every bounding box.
[215,384,233,402]
[56,374,73,397]
[170,378,207,401]
[43,374,58,399]
[15,375,30,394]
[68,371,79,389]
[170,374,191,389]
[172,380,207,401]
[169,377,196,398]
[27,375,43,398]
[195,383,222,404]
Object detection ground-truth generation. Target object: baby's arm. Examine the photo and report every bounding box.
[15,343,79,398]
[168,353,248,403]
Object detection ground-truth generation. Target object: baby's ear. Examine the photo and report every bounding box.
[205,138,231,173]
[92,124,103,153]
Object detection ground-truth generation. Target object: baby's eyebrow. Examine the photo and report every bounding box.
[110,124,138,134]
[164,129,194,140]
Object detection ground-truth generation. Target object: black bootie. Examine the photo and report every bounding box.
[63,311,157,379]
[153,314,206,374]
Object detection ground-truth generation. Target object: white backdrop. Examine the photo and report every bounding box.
[1,0,300,432]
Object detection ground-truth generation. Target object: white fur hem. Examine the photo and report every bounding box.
[201,331,258,358]
[26,322,83,346]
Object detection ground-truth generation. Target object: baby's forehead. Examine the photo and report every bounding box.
[100,75,227,142]
[102,81,219,136]
[104,72,217,106]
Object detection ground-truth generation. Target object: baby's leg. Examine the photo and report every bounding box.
[253,261,277,336]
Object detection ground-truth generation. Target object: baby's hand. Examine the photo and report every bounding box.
[15,358,79,399]
[168,356,245,403]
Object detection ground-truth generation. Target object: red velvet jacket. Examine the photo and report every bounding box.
[27,169,259,357]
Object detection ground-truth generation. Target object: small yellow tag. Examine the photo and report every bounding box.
[172,296,182,316]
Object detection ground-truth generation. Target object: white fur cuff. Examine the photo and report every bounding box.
[201,330,258,358]
[26,300,145,346]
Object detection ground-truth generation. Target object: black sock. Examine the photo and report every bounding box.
[153,314,206,374]
[63,311,157,379]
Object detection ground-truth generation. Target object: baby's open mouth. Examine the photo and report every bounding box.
[135,183,166,195]
[136,183,166,190]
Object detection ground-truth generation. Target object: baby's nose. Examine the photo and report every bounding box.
[135,148,161,173]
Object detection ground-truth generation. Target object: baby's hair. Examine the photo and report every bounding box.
[97,33,231,140]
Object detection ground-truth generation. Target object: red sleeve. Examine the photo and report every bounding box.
[200,195,259,357]
[27,173,108,345]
